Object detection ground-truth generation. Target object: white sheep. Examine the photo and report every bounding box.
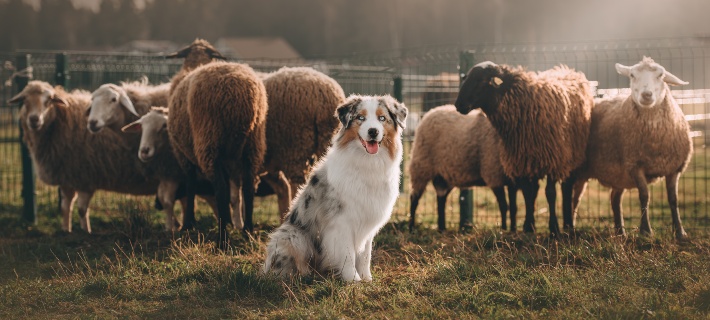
[408,105,517,231]
[87,78,170,133]
[572,57,692,240]
[121,107,218,231]
[9,81,159,233]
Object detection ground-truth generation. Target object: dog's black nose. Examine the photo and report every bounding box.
[368,128,378,138]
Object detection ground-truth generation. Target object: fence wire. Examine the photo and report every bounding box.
[1,38,709,233]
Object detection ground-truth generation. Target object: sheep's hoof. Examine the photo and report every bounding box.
[523,223,535,233]
[180,223,195,231]
[676,231,689,242]
[615,227,627,238]
[639,228,654,239]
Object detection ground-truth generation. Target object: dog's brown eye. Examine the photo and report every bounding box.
[378,116,385,122]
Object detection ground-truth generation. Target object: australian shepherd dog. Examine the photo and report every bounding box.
[263,94,408,282]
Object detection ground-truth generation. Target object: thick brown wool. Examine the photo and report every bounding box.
[168,61,268,181]
[493,65,593,181]
[261,67,345,187]
[579,94,692,188]
[19,81,158,195]
[409,105,506,192]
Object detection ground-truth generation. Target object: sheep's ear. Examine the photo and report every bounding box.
[384,96,408,129]
[121,120,142,133]
[615,63,631,77]
[8,92,24,104]
[335,96,362,128]
[119,92,139,116]
[663,70,689,86]
[207,47,227,61]
[50,95,68,108]
[165,46,190,59]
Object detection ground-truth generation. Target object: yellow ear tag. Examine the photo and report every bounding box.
[490,77,503,88]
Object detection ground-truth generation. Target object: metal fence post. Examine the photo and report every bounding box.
[458,51,475,231]
[393,75,405,193]
[54,53,70,213]
[16,53,36,225]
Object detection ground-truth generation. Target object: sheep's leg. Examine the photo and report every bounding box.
[212,160,231,250]
[571,179,588,230]
[432,176,451,231]
[60,187,77,232]
[610,188,626,236]
[507,184,518,232]
[561,175,577,233]
[631,168,653,237]
[158,180,180,232]
[261,171,292,222]
[491,186,509,231]
[666,172,688,241]
[518,178,539,233]
[199,195,218,220]
[76,191,94,234]
[242,170,256,233]
[229,180,244,229]
[408,185,425,232]
[545,177,560,237]
[180,164,198,231]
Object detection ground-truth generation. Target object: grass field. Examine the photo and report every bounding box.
[1,207,710,319]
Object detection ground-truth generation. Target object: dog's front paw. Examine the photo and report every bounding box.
[341,270,362,282]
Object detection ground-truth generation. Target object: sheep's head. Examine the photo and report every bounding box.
[165,38,226,71]
[87,84,140,133]
[121,107,169,162]
[9,81,68,132]
[455,61,509,116]
[616,56,688,108]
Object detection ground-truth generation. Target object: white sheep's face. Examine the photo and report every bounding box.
[87,84,138,133]
[9,83,67,132]
[616,57,688,108]
[121,110,168,162]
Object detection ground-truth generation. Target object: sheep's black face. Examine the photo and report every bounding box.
[455,61,504,116]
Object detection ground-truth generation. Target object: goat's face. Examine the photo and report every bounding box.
[121,109,168,162]
[455,61,506,116]
[9,81,67,132]
[616,57,688,108]
[87,84,139,133]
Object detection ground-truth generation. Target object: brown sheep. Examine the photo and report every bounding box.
[572,57,692,240]
[408,105,517,231]
[260,67,345,220]
[169,60,268,247]
[455,62,594,236]
[9,81,159,233]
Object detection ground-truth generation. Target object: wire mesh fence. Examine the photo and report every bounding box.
[1,37,709,233]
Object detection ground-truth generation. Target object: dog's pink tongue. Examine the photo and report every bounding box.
[365,141,379,154]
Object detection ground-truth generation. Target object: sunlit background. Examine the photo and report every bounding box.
[2,0,710,56]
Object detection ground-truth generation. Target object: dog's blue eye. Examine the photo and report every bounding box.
[378,116,386,122]
[357,115,365,121]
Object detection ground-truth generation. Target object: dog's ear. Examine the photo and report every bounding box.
[335,96,362,128]
[383,95,408,129]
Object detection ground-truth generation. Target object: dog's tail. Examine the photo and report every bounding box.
[263,224,315,278]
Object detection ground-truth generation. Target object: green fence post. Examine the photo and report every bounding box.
[54,52,69,214]
[393,75,404,193]
[16,53,36,225]
[458,51,475,232]
[55,52,70,88]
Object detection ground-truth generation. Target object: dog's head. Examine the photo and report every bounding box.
[334,95,408,158]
